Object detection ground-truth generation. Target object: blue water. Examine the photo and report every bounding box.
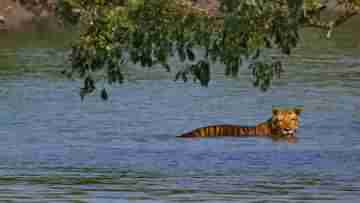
[0,30,360,202]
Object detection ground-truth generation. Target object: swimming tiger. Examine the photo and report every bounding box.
[177,107,303,140]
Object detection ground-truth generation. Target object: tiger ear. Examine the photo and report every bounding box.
[272,108,280,116]
[294,107,303,115]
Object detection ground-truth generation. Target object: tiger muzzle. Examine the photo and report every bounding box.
[281,128,296,137]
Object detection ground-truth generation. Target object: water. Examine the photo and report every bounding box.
[1,28,360,202]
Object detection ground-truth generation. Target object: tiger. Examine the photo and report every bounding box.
[177,107,303,142]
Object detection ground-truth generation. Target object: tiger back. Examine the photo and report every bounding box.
[178,124,262,137]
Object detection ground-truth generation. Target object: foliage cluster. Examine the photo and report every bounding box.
[58,0,360,100]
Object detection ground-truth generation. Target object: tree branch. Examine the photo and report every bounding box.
[303,6,359,38]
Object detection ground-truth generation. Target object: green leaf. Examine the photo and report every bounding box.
[186,47,195,61]
[101,88,109,101]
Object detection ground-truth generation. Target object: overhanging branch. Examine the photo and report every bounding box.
[303,1,359,39]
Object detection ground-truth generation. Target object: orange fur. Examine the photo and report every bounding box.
[177,107,302,140]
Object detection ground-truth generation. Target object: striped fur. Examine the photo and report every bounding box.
[177,123,270,138]
[177,107,302,138]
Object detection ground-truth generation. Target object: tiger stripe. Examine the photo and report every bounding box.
[178,125,260,138]
[229,127,233,136]
[199,128,204,137]
[209,126,214,136]
[222,127,227,136]
[215,126,220,136]
[180,124,269,137]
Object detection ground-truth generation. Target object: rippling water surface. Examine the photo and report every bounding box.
[0,29,360,202]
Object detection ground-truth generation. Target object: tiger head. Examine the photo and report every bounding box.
[271,107,303,137]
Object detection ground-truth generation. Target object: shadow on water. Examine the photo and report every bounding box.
[0,22,360,202]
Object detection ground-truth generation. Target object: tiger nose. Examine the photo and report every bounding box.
[284,128,291,131]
